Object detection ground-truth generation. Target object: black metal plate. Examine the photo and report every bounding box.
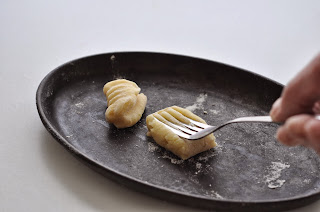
[36,52,320,211]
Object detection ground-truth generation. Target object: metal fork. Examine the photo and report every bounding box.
[155,116,275,140]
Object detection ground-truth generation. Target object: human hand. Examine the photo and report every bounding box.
[270,53,320,152]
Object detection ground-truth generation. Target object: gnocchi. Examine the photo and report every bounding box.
[146,106,216,160]
[103,79,147,128]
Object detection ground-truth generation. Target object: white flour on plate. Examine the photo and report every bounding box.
[186,93,207,112]
[162,153,184,164]
[148,142,159,152]
[210,190,224,199]
[210,109,219,115]
[264,161,290,189]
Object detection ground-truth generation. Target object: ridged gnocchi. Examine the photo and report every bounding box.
[103,79,147,128]
[146,106,216,160]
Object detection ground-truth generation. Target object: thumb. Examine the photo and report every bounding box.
[270,53,320,122]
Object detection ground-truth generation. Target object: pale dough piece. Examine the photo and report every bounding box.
[146,106,216,160]
[103,79,147,128]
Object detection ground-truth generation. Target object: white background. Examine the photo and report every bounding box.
[1,0,320,211]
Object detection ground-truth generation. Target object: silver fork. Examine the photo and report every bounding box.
[155,116,275,140]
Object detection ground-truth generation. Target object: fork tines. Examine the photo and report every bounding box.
[154,116,210,139]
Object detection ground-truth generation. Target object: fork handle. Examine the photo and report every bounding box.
[229,116,273,124]
[215,116,275,134]
[189,115,320,140]
[189,116,275,140]
[231,115,320,124]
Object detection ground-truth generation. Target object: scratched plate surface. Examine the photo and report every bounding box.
[36,52,320,211]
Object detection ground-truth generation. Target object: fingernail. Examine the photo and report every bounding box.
[270,98,282,121]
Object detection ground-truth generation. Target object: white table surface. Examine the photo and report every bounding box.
[1,0,320,211]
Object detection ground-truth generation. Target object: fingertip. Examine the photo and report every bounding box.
[275,115,312,146]
[312,101,320,114]
[270,98,283,122]
[276,125,301,146]
[305,118,320,147]
[285,114,311,137]
[276,126,285,143]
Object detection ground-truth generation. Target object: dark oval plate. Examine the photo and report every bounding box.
[36,52,320,211]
